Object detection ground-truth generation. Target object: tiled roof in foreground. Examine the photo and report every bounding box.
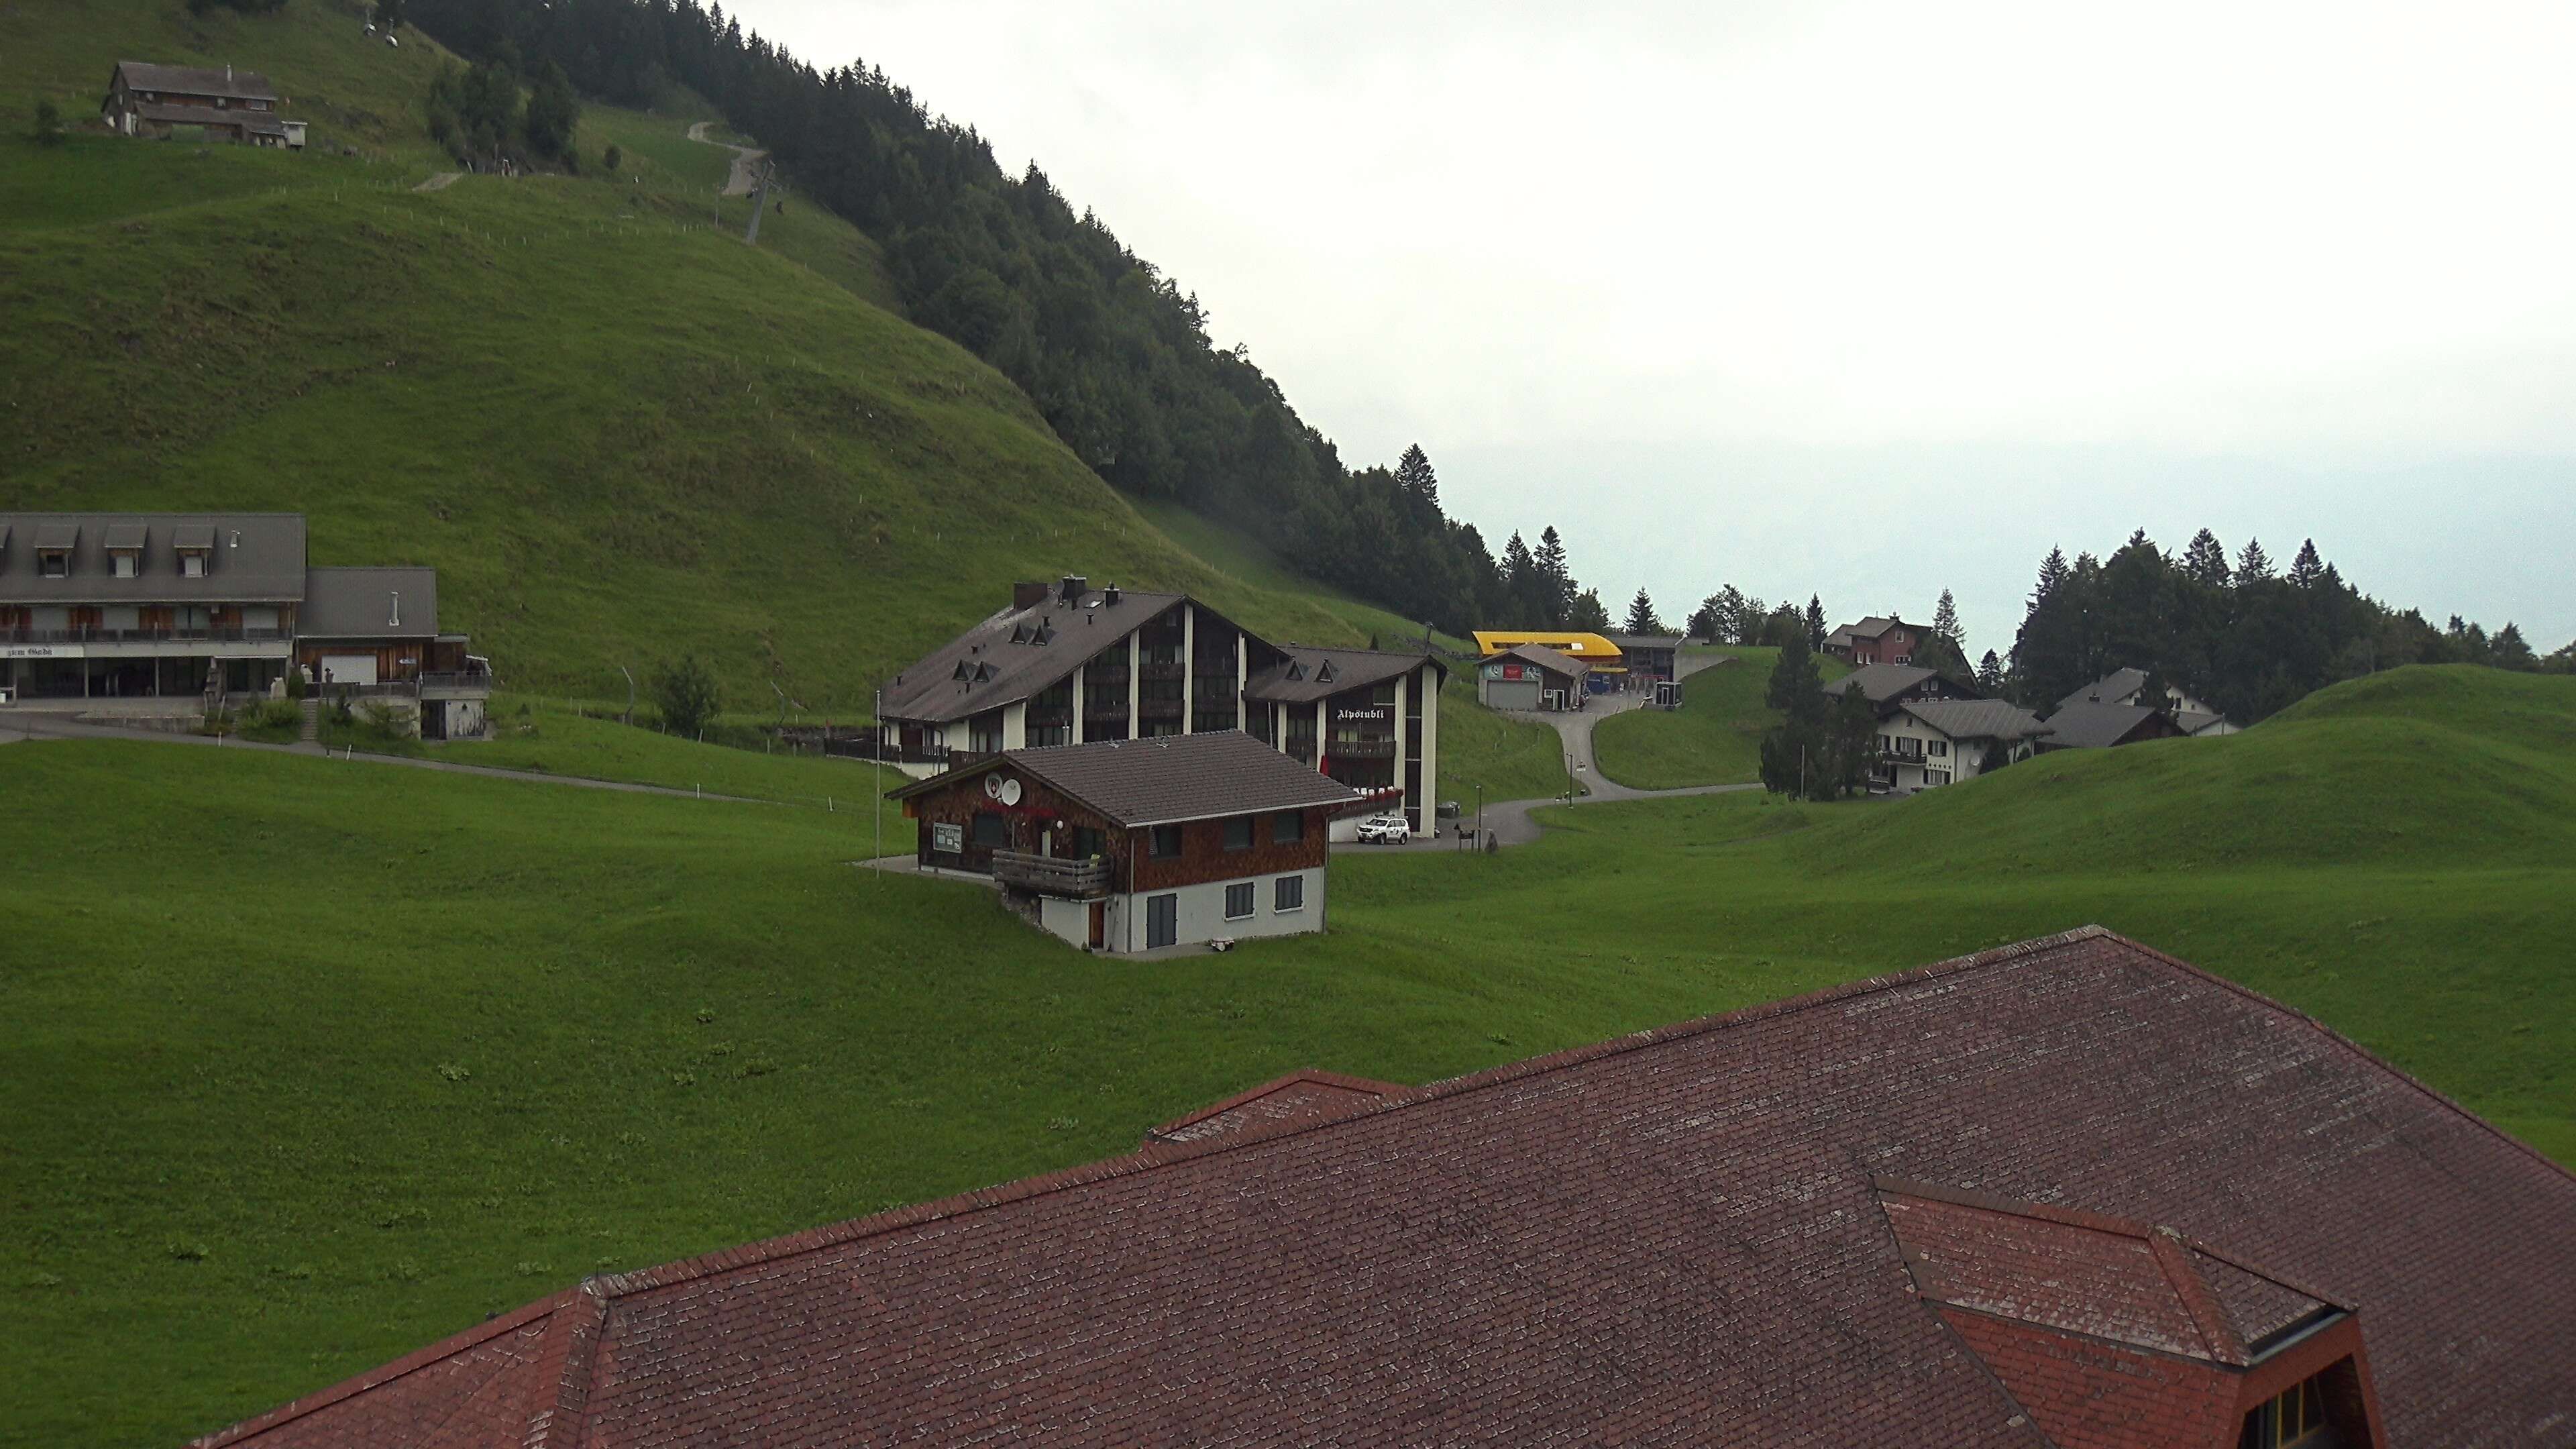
[194,928,2576,1448]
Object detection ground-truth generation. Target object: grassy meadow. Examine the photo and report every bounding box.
[4,666,2570,1447]
[1591,645,1854,788]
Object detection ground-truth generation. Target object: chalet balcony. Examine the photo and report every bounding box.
[1328,737,1398,759]
[1138,696,1185,718]
[1083,665,1130,688]
[1138,661,1187,682]
[418,670,494,698]
[991,849,1112,901]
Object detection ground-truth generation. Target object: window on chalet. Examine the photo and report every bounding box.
[1271,810,1305,845]
[38,551,70,579]
[1927,740,1948,757]
[180,551,208,578]
[1223,817,1253,851]
[1275,875,1305,912]
[971,812,1008,848]
[110,552,140,579]
[1149,824,1183,859]
[1927,769,1951,786]
[1071,826,1104,859]
[2240,1373,2327,1449]
[1224,881,1254,920]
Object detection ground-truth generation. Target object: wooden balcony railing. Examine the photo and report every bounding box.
[991,850,1112,900]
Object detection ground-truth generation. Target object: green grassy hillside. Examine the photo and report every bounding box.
[1591,646,1853,788]
[5,665,2567,1448]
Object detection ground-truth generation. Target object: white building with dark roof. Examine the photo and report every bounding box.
[0,512,487,735]
[879,578,1445,834]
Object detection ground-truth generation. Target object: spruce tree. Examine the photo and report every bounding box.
[1805,595,1827,651]
[1977,649,2007,694]
[1567,588,1612,633]
[1623,588,1664,635]
[1499,532,1536,625]
[2288,538,2325,589]
[2182,529,2231,588]
[1765,627,1821,713]
[1395,445,1439,511]
[2236,538,2275,582]
[1931,589,1964,651]
[1535,527,1573,626]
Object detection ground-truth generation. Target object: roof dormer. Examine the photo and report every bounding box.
[33,521,76,579]
[172,522,215,578]
[102,521,147,579]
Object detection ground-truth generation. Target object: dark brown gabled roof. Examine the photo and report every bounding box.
[301,568,438,639]
[192,927,2576,1449]
[2039,701,2171,749]
[1823,661,1978,705]
[889,729,1363,827]
[110,60,278,101]
[1242,645,1442,704]
[1901,698,2051,743]
[877,588,1194,724]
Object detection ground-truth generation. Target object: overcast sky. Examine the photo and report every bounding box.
[734,1,2575,654]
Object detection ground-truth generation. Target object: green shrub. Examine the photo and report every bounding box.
[651,655,721,737]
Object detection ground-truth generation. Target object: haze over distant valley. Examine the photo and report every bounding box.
[740,0,2576,650]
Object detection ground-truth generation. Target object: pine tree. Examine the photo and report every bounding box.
[1395,444,1439,512]
[1499,532,1536,625]
[1931,589,1964,653]
[1805,595,1827,651]
[2288,538,2325,589]
[1977,649,2006,695]
[2181,529,2231,588]
[1534,527,1574,626]
[1566,588,1612,633]
[2493,623,2538,670]
[1765,628,1821,713]
[2236,538,2274,582]
[1623,588,1664,635]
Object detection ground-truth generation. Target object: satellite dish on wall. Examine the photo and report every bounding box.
[983,773,1005,800]
[1000,778,1022,806]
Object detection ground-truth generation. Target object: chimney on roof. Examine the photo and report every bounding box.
[1059,575,1087,605]
[389,590,400,629]
[1013,581,1049,610]
[1104,584,1122,606]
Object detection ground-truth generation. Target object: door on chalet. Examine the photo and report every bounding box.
[1145,894,1177,949]
[1087,902,1106,949]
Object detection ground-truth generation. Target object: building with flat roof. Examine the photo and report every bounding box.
[889,731,1363,951]
[191,927,2576,1448]
[878,577,1444,835]
[0,513,488,735]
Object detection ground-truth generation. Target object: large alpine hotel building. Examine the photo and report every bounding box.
[877,576,1446,835]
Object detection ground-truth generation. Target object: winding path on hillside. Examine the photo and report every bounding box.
[414,171,462,192]
[687,120,766,197]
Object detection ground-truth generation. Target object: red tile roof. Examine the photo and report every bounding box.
[193,928,2576,1448]
[1143,1068,1404,1144]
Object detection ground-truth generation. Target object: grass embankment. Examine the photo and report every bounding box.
[443,695,917,816]
[1591,646,1854,788]
[5,667,2568,1447]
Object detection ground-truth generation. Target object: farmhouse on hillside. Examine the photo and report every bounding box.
[1874,698,2053,792]
[2061,666,2241,737]
[189,927,2576,1448]
[0,513,490,737]
[1821,661,1981,711]
[99,61,305,148]
[1474,642,1590,711]
[877,577,1445,835]
[888,731,1363,952]
[1823,613,1929,665]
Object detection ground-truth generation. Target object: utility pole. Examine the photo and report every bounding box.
[618,663,635,724]
[743,158,780,246]
[873,685,883,876]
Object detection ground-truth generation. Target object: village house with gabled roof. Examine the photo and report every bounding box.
[2039,700,2191,752]
[878,577,1444,835]
[2061,666,2240,737]
[100,61,304,148]
[1875,696,2053,792]
[1824,612,1929,665]
[888,730,1364,951]
[1474,641,1590,710]
[190,927,2576,1448]
[0,513,489,737]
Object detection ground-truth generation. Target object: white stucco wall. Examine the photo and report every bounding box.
[1109,867,1324,952]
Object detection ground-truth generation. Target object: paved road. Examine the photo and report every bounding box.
[687,121,767,197]
[0,710,765,803]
